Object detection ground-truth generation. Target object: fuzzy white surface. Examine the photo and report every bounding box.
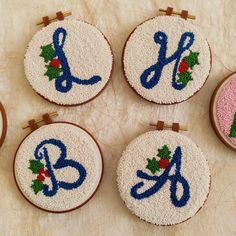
[14,123,102,212]
[117,130,210,225]
[123,16,211,104]
[0,0,236,235]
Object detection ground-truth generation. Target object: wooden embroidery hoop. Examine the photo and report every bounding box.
[13,112,104,213]
[210,71,236,151]
[122,7,212,105]
[0,102,7,148]
[26,11,114,107]
[118,120,211,226]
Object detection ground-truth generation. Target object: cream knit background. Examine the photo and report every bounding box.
[0,0,235,235]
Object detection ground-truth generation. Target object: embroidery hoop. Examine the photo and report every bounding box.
[13,113,104,213]
[210,71,236,151]
[122,7,212,105]
[0,102,7,148]
[24,11,114,107]
[117,121,211,225]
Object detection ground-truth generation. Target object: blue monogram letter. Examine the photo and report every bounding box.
[130,146,190,207]
[52,27,102,93]
[140,31,195,90]
[34,139,87,197]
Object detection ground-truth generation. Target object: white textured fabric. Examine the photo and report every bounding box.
[123,16,211,104]
[25,19,113,105]
[117,130,210,225]
[0,0,236,235]
[14,123,103,212]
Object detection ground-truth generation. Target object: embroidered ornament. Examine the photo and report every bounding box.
[117,127,210,225]
[0,102,7,148]
[210,72,236,150]
[14,119,103,213]
[24,19,113,105]
[123,11,211,104]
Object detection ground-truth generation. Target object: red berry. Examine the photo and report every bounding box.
[38,168,44,175]
[44,169,50,177]
[49,59,61,68]
[178,60,188,73]
[38,168,50,178]
[158,158,170,169]
[37,174,45,182]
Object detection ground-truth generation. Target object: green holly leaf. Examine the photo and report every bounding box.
[40,44,55,63]
[229,113,236,138]
[157,145,171,159]
[177,71,193,87]
[31,180,44,194]
[44,65,62,81]
[29,160,44,174]
[183,50,200,69]
[146,157,159,174]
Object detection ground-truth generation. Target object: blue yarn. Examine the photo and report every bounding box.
[52,27,102,93]
[140,31,194,90]
[130,146,190,207]
[34,138,87,197]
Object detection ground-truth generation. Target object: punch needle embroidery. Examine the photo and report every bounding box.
[29,138,87,196]
[177,50,200,87]
[29,159,50,194]
[140,31,200,90]
[15,121,103,212]
[117,129,211,225]
[123,14,211,104]
[40,27,102,93]
[131,145,190,207]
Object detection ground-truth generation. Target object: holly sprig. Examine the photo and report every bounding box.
[146,145,172,175]
[29,159,50,194]
[177,50,200,87]
[31,179,44,194]
[40,43,62,81]
[44,65,62,81]
[157,145,171,159]
[146,158,159,174]
[40,44,55,63]
[229,112,236,138]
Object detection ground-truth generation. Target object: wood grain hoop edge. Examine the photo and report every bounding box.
[13,121,104,213]
[209,71,236,152]
[0,102,7,148]
[25,19,114,107]
[122,16,212,105]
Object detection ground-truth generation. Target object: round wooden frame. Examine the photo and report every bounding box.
[117,130,211,226]
[210,72,236,151]
[0,102,7,148]
[13,121,104,213]
[122,16,212,105]
[25,20,114,107]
